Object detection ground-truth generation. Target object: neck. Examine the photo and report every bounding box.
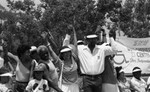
[88,44,96,53]
[36,78,42,81]
[64,59,72,65]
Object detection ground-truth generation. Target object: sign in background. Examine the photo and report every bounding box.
[113,41,150,74]
[116,37,150,52]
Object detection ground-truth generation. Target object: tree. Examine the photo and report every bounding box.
[119,0,150,38]
[39,0,122,47]
[0,0,44,53]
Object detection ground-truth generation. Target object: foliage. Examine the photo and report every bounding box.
[2,0,150,54]
[119,0,150,38]
[0,0,122,53]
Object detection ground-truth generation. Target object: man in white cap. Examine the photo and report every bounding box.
[78,33,116,92]
[130,67,147,92]
[63,30,116,92]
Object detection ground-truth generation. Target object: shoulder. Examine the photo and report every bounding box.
[28,79,36,84]
[77,45,86,49]
[130,77,136,83]
[96,44,111,49]
[38,63,48,70]
[43,79,48,83]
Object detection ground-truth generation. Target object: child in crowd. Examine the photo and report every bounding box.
[25,65,49,92]
[0,73,14,92]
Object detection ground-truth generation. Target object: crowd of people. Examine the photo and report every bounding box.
[0,27,150,92]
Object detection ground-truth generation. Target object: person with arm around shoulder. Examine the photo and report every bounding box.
[77,33,116,92]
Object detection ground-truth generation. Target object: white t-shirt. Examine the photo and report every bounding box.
[131,77,147,92]
[26,79,49,92]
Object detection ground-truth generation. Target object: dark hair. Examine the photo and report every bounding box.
[32,71,44,79]
[59,46,71,60]
[17,44,31,58]
[115,66,122,80]
[30,50,37,59]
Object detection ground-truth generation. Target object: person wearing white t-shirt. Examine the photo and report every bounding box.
[130,67,147,92]
[25,65,49,92]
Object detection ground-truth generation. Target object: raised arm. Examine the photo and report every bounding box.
[7,52,19,63]
[104,37,117,56]
[62,34,71,46]
[63,25,78,56]
[72,25,78,56]
[47,42,62,65]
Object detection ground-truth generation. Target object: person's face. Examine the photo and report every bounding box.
[62,51,71,60]
[86,38,97,46]
[40,51,49,61]
[34,71,44,80]
[133,71,141,79]
[30,51,39,60]
[119,72,125,79]
[22,50,31,62]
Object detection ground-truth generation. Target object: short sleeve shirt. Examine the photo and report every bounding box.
[77,45,114,75]
[26,79,49,92]
[130,77,147,92]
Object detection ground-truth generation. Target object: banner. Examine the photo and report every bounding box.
[116,37,150,52]
[113,41,150,74]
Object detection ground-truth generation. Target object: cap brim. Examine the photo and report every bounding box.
[77,40,83,43]
[132,69,141,73]
[119,69,124,73]
[86,34,98,39]
[60,48,71,53]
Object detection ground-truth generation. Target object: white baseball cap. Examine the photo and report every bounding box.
[30,46,37,52]
[60,48,71,53]
[132,68,141,73]
[86,34,98,39]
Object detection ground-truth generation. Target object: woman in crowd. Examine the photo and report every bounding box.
[45,35,80,92]
[59,46,79,92]
[7,44,35,92]
[102,55,120,92]
[101,28,119,92]
[117,69,132,92]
